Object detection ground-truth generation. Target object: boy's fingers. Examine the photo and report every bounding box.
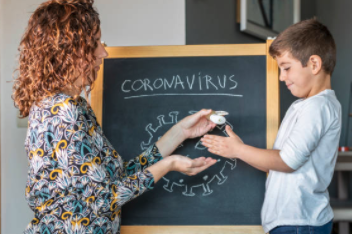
[200,138,209,145]
[208,147,217,154]
[201,141,215,150]
[208,147,227,157]
[202,135,224,143]
[211,145,220,151]
[225,125,237,138]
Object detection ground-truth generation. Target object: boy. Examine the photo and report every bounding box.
[201,18,341,234]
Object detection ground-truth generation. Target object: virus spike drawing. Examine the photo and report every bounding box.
[141,111,236,197]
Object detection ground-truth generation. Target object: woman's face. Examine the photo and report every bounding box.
[71,30,108,92]
[92,30,108,81]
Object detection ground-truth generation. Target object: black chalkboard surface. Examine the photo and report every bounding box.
[102,56,267,225]
[91,43,279,233]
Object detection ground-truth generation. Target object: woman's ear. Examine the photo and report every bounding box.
[309,55,323,75]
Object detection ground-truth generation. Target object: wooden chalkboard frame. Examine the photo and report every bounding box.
[91,40,279,234]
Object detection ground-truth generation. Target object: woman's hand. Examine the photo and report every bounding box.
[201,125,244,158]
[169,155,217,176]
[177,109,217,139]
[156,109,216,157]
[147,155,217,183]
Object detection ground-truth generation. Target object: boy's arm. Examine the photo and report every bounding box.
[202,99,337,173]
[235,145,293,173]
[201,125,294,173]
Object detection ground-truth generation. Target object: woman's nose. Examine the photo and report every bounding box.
[101,45,108,58]
[97,42,108,59]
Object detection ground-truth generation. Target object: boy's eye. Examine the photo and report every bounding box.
[284,67,290,71]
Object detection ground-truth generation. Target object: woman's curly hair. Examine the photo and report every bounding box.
[13,0,100,117]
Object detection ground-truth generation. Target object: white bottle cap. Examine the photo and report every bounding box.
[210,114,226,125]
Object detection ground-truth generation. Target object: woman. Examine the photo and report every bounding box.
[13,1,217,233]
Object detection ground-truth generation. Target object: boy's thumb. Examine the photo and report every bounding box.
[226,125,237,138]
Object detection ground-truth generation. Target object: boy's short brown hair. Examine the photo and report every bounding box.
[269,18,336,75]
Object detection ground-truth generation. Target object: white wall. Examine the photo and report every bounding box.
[0,1,185,233]
[95,0,185,46]
[1,1,44,234]
[0,0,2,230]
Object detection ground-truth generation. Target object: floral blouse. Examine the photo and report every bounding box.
[24,93,162,234]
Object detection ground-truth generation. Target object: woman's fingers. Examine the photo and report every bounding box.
[205,157,215,163]
[190,157,207,167]
[209,122,217,130]
[171,155,218,176]
[194,156,206,161]
[188,109,212,126]
[197,109,213,118]
[187,157,217,175]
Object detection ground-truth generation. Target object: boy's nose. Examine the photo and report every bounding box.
[279,73,286,82]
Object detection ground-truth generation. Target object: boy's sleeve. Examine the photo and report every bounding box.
[279,99,333,170]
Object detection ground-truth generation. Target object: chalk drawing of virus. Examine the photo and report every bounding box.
[141,111,236,197]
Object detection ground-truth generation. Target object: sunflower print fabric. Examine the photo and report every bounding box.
[23,93,162,234]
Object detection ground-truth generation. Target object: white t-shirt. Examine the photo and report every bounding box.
[261,89,341,233]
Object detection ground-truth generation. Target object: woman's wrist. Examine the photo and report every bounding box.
[147,156,176,183]
[164,156,176,172]
[172,124,188,141]
[156,125,185,157]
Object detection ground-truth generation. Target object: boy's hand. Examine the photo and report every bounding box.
[169,155,217,176]
[201,125,244,158]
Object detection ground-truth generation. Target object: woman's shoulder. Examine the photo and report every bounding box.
[41,93,86,106]
[33,93,90,109]
[29,93,89,122]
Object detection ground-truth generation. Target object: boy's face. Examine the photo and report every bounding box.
[276,51,315,98]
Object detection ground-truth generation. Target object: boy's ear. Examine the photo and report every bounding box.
[309,55,322,75]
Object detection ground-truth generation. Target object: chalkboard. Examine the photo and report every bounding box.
[91,43,279,233]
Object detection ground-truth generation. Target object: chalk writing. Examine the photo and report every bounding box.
[121,73,242,99]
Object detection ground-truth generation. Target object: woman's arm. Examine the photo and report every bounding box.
[86,102,218,206]
[109,155,216,208]
[121,109,216,176]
